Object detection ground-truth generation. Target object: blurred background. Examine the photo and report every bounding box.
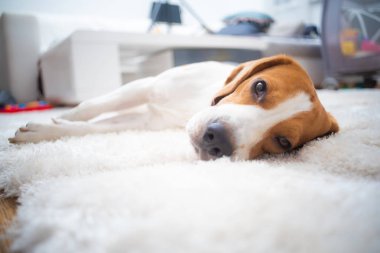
[0,0,322,28]
[0,0,379,109]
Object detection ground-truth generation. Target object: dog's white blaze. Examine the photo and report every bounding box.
[186,92,313,160]
[231,92,312,159]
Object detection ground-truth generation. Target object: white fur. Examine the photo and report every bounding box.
[187,92,312,159]
[1,90,380,253]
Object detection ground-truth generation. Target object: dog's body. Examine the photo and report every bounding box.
[10,61,234,141]
[10,55,339,160]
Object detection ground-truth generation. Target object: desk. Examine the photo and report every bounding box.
[40,31,268,104]
[40,31,322,105]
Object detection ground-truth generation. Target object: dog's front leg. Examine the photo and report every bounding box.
[59,77,155,122]
[8,106,173,144]
[8,120,126,144]
[8,121,96,144]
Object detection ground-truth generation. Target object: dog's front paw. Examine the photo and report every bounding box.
[8,122,58,144]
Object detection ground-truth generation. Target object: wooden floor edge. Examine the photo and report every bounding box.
[0,196,17,253]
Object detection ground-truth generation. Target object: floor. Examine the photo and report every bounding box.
[0,196,17,253]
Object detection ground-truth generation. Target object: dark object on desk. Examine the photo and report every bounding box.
[217,11,274,36]
[303,25,319,38]
[217,22,263,36]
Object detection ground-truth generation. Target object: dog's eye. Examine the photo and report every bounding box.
[275,136,292,150]
[252,80,267,101]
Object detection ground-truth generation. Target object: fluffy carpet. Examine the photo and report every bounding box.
[0,90,380,253]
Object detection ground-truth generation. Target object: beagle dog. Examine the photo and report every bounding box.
[9,55,339,161]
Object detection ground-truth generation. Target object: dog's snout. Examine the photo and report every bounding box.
[201,122,233,158]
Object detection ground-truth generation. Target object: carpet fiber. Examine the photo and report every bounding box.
[0,90,380,253]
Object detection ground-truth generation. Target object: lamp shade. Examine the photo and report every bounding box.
[150,2,182,24]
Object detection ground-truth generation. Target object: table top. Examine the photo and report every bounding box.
[69,30,269,51]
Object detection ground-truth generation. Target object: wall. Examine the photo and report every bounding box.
[0,0,267,29]
[262,0,323,27]
[0,0,324,30]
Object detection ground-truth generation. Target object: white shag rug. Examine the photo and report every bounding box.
[1,90,380,253]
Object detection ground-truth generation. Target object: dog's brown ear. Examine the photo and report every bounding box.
[211,55,294,105]
[223,64,246,85]
[327,113,339,133]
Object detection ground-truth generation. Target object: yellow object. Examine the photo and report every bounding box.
[340,29,359,56]
[341,41,356,55]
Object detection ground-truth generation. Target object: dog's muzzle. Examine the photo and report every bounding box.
[191,122,233,160]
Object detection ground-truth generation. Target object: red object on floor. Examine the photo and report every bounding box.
[0,101,53,113]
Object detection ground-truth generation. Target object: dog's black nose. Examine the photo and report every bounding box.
[201,122,233,158]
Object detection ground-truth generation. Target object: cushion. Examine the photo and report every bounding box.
[223,11,274,25]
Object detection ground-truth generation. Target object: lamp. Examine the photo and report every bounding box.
[148,0,214,34]
[148,1,182,32]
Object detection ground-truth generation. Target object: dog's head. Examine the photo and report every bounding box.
[186,55,339,160]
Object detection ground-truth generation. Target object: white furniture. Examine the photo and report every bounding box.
[0,12,156,103]
[41,30,323,105]
[0,13,40,102]
[40,31,268,104]
[0,12,323,104]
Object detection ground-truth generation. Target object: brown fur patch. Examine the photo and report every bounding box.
[213,55,339,159]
